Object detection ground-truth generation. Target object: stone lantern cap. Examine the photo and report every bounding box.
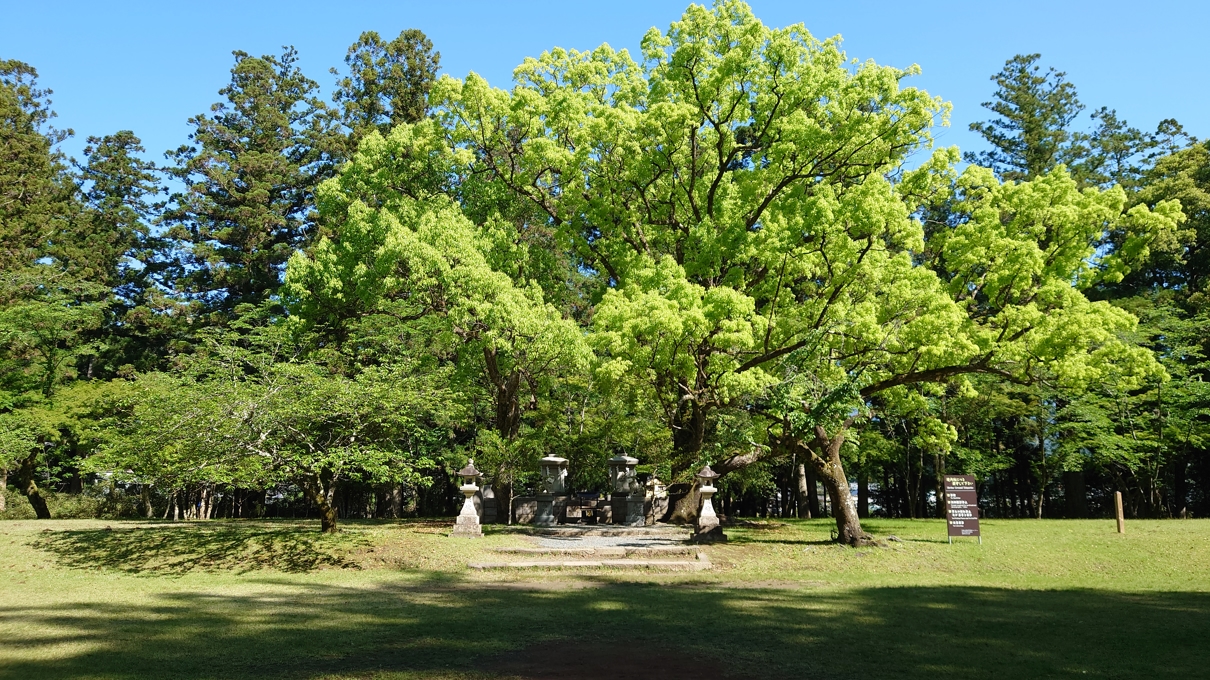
[696,464,720,482]
[539,454,568,465]
[608,454,639,465]
[457,459,481,480]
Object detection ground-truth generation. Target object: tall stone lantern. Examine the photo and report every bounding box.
[692,464,726,543]
[534,454,567,526]
[452,459,483,537]
[608,455,644,526]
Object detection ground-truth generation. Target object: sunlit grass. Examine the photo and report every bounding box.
[1,517,1207,679]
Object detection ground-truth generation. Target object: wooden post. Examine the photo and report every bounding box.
[1114,491,1125,534]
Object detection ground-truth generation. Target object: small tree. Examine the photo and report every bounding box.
[92,311,458,532]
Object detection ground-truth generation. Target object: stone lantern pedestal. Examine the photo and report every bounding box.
[691,464,726,543]
[452,459,483,538]
[535,454,568,526]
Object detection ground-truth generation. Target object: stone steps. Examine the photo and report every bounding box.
[526,525,690,539]
[468,554,711,572]
[490,545,699,557]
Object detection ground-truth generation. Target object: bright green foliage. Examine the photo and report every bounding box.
[285,123,590,440]
[433,2,1171,491]
[436,0,954,472]
[164,47,340,313]
[0,270,107,399]
[0,413,35,476]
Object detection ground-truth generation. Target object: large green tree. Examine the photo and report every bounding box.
[284,125,590,509]
[430,0,1179,543]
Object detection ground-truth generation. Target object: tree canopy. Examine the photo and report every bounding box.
[2,2,1207,538]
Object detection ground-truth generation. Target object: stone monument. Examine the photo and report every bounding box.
[452,459,483,537]
[534,454,567,526]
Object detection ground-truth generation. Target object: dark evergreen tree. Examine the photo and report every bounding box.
[966,53,1084,181]
[163,47,340,314]
[0,60,73,275]
[332,29,440,149]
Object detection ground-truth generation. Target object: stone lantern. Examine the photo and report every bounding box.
[452,459,483,537]
[608,455,644,525]
[534,454,568,526]
[608,454,638,496]
[692,464,726,543]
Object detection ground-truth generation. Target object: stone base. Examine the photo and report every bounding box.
[624,497,646,526]
[534,496,557,526]
[452,514,482,537]
[690,524,727,543]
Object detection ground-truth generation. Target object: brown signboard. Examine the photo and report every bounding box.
[943,474,981,543]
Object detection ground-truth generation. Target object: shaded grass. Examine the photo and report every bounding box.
[1,518,1208,679]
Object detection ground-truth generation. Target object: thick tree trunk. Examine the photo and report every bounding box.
[15,454,51,519]
[669,484,703,524]
[803,426,870,546]
[141,485,154,518]
[304,478,340,533]
[821,472,864,546]
[389,485,404,519]
[483,347,525,439]
[0,470,7,513]
[805,461,820,517]
[668,441,762,523]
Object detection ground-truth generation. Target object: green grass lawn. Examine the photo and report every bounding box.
[1,517,1207,679]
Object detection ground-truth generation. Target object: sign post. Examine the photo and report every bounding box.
[1114,491,1125,534]
[944,475,981,544]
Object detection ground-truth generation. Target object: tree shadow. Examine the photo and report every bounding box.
[2,571,1206,679]
[30,523,368,575]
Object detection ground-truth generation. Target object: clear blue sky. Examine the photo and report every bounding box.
[3,0,1206,164]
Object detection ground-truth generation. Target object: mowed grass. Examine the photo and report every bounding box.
[1,517,1207,679]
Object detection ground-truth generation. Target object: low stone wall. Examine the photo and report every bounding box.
[506,495,668,525]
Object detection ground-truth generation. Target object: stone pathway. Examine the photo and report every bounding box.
[468,525,710,571]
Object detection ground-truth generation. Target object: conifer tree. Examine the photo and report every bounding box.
[164,47,340,314]
[332,29,440,151]
[966,54,1084,181]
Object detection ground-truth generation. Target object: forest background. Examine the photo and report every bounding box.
[2,1,1207,545]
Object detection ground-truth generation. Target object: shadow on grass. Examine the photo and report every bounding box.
[29,523,368,575]
[1,571,1207,679]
